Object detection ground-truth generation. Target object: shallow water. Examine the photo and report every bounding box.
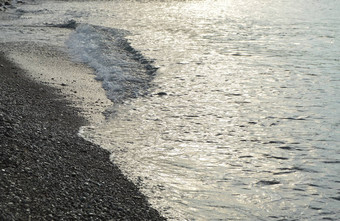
[1,0,339,220]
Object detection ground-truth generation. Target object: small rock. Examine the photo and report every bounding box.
[156,92,167,96]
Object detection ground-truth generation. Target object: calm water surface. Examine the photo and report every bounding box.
[1,0,339,220]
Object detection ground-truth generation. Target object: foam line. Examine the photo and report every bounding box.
[66,24,157,103]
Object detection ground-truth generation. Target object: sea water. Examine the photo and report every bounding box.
[1,0,339,220]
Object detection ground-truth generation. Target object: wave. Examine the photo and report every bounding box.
[66,23,158,103]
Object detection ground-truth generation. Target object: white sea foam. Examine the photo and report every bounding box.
[66,24,157,103]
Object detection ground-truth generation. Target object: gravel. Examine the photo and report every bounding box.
[0,52,165,220]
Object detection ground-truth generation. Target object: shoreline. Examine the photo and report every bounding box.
[0,52,165,220]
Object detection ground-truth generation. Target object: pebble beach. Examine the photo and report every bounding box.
[0,50,165,220]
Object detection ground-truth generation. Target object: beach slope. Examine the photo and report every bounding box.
[0,52,165,220]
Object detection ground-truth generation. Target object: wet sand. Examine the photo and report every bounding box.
[0,52,165,220]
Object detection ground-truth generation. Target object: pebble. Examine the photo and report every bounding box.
[156,92,167,96]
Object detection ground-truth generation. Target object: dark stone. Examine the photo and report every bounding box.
[156,92,167,96]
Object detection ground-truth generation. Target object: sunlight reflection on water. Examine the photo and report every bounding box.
[77,0,340,220]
